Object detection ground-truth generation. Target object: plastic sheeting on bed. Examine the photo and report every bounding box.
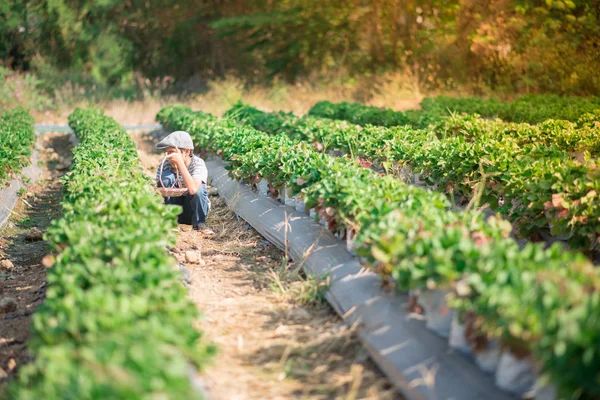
[207,159,515,400]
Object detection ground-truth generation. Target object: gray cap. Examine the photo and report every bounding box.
[156,131,194,150]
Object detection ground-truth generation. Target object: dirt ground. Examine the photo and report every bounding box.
[0,133,72,392]
[132,130,402,400]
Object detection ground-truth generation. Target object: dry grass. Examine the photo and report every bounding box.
[190,73,423,116]
[32,74,424,125]
[180,194,401,400]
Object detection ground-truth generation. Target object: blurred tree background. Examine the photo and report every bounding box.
[1,0,599,101]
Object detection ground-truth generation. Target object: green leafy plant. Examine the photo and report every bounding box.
[420,95,600,124]
[158,104,600,398]
[229,103,600,253]
[0,108,35,187]
[10,108,215,399]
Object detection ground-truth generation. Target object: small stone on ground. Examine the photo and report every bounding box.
[25,227,44,242]
[0,260,14,272]
[185,250,201,264]
[0,298,17,315]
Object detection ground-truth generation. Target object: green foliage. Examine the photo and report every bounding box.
[211,2,366,80]
[0,107,35,186]
[308,100,425,128]
[420,95,600,124]
[211,0,600,93]
[158,104,600,398]
[300,101,600,251]
[0,0,216,95]
[309,96,600,127]
[9,108,214,399]
[2,0,599,95]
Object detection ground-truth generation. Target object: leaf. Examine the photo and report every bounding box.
[554,341,567,357]
[371,246,390,263]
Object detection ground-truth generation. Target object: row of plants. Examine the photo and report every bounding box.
[309,95,600,127]
[0,107,35,186]
[227,103,600,254]
[434,112,600,155]
[230,102,600,155]
[308,100,435,128]
[9,108,214,399]
[158,105,600,399]
[420,95,600,124]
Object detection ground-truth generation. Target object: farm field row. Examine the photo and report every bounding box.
[158,105,600,399]
[0,108,36,186]
[226,103,600,254]
[233,102,600,154]
[8,108,214,399]
[309,95,600,127]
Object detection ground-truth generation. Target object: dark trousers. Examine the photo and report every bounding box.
[164,184,210,227]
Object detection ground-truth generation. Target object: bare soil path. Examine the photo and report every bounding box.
[0,133,73,392]
[131,130,401,400]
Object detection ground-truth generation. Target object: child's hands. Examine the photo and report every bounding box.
[166,148,185,168]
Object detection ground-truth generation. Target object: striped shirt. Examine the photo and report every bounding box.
[156,155,208,188]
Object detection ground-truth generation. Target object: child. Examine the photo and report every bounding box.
[156,131,211,231]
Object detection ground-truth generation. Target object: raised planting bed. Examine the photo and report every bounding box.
[0,151,42,230]
[158,105,600,399]
[0,108,40,229]
[8,108,214,399]
[309,96,600,126]
[419,95,600,124]
[208,159,513,400]
[228,103,600,254]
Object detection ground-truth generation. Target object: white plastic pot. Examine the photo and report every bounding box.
[295,197,306,213]
[412,172,423,185]
[418,289,454,337]
[278,186,286,203]
[284,187,296,207]
[257,179,269,196]
[309,208,317,219]
[346,228,356,255]
[448,312,471,355]
[494,350,535,395]
[474,340,502,374]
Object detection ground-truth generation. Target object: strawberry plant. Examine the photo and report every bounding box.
[10,108,215,399]
[0,108,35,186]
[420,95,600,124]
[158,104,600,398]
[308,100,436,128]
[309,96,600,127]
[228,104,600,252]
